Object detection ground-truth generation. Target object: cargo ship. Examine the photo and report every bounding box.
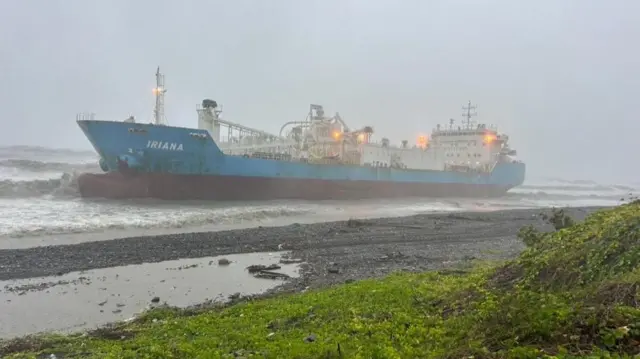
[75,67,525,200]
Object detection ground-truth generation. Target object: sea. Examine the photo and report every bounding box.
[0,145,637,249]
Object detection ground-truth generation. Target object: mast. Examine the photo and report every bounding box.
[153,66,167,125]
[461,100,477,129]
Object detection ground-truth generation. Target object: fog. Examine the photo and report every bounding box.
[0,0,638,183]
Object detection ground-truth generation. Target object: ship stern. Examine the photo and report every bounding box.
[490,160,526,194]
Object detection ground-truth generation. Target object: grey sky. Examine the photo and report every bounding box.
[1,0,638,182]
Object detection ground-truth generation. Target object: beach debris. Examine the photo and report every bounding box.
[167,263,198,271]
[304,333,317,343]
[245,263,291,280]
[253,270,290,280]
[279,258,303,264]
[246,264,281,273]
[218,258,231,266]
[3,276,91,294]
[233,349,252,358]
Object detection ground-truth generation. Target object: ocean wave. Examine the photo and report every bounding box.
[520,184,636,193]
[0,172,80,198]
[506,190,634,202]
[0,145,96,157]
[537,178,599,185]
[0,159,99,173]
[2,205,315,238]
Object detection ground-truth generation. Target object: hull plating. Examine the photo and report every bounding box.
[77,172,513,200]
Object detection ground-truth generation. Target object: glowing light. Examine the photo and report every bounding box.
[484,134,497,144]
[153,87,163,95]
[417,135,428,149]
[357,133,366,143]
[332,131,342,140]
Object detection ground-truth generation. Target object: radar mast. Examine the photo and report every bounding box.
[461,100,477,129]
[153,66,167,125]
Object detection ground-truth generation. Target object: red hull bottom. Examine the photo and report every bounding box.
[77,172,513,201]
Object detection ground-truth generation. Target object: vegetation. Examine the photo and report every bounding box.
[3,200,640,358]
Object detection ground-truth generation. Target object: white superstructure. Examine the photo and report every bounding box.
[196,100,519,173]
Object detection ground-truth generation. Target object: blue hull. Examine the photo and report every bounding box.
[76,120,526,200]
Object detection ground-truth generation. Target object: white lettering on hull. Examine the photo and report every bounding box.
[146,140,184,151]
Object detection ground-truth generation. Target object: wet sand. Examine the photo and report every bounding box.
[0,252,300,338]
[0,205,606,339]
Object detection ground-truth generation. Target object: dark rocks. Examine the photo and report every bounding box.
[151,296,160,303]
[245,264,289,280]
[279,258,303,264]
[3,277,91,294]
[218,258,231,266]
[167,263,198,271]
[246,264,281,273]
[304,333,317,343]
[253,271,290,280]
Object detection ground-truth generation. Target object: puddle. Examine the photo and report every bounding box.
[0,251,301,339]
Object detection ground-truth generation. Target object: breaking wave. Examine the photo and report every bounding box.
[3,205,316,238]
[519,184,636,193]
[0,172,80,198]
[515,179,637,197]
[0,145,96,157]
[0,159,99,173]
[505,191,631,202]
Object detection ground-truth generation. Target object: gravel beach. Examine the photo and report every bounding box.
[0,206,608,339]
[0,206,603,282]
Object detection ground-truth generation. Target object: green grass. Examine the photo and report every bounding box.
[3,201,640,358]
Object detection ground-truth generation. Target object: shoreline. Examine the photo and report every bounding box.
[0,206,605,282]
[0,205,607,342]
[0,197,544,250]
[1,203,633,357]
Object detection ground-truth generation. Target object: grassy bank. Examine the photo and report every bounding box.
[3,201,640,358]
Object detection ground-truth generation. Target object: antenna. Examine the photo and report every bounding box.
[153,66,167,125]
[461,100,477,129]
